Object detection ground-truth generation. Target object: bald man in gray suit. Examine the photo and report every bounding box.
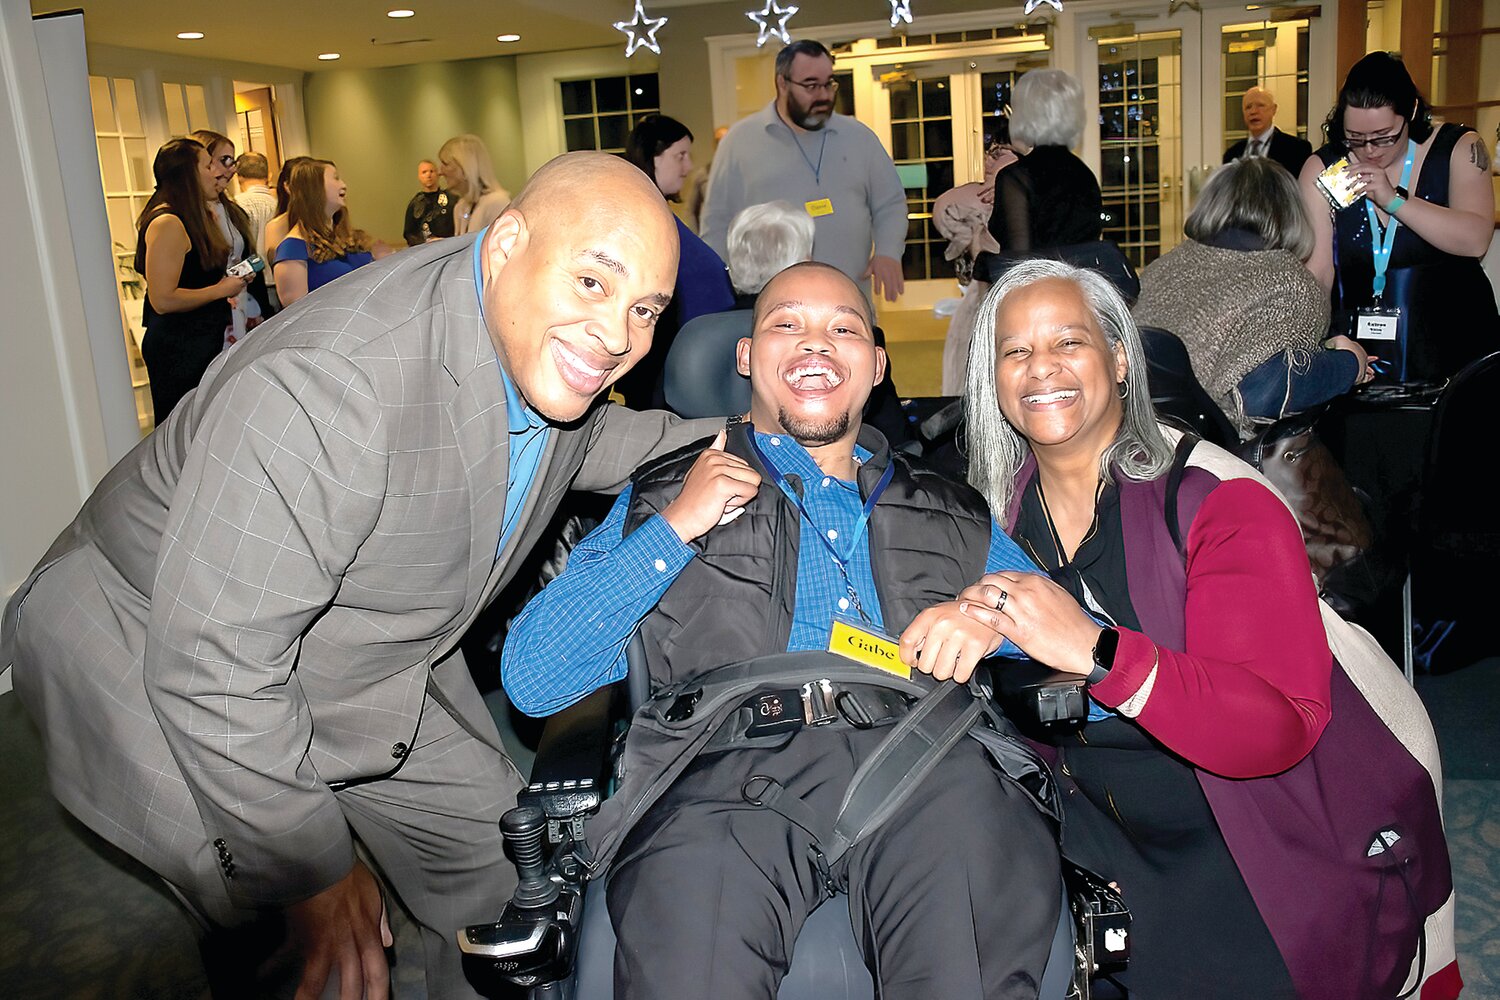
[2,152,712,998]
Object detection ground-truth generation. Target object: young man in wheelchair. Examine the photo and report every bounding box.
[503,261,1062,1000]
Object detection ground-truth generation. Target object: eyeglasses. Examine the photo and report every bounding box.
[1345,126,1405,150]
[784,77,839,96]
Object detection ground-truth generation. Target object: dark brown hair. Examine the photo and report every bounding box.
[135,138,227,272]
[189,129,255,258]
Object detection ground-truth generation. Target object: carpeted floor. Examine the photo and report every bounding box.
[3,652,1497,998]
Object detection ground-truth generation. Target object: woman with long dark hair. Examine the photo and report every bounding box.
[189,129,260,346]
[614,114,734,408]
[272,159,375,306]
[135,138,250,420]
[1299,51,1497,380]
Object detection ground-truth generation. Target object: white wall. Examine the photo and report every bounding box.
[1,0,119,688]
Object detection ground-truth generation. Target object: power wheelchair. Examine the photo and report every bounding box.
[460,642,1130,999]
[459,317,1131,999]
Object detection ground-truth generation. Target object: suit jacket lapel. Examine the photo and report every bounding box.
[439,251,510,631]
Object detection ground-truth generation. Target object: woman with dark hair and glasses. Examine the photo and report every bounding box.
[134,138,251,420]
[1300,51,1497,380]
[614,113,734,409]
[189,131,260,339]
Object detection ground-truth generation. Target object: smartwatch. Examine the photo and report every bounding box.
[1087,627,1119,686]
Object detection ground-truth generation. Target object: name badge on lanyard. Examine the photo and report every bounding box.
[1355,307,1400,343]
[828,614,909,678]
[805,198,834,218]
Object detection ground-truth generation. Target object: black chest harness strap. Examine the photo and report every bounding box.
[588,652,1058,892]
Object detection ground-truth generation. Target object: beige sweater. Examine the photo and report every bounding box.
[1132,238,1329,431]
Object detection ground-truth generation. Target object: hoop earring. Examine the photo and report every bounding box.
[1117,379,1129,400]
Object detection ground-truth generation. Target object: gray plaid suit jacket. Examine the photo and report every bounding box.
[2,235,714,911]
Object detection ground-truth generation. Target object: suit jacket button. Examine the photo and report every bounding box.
[391,742,409,760]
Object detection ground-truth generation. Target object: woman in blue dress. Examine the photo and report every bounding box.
[273,159,378,307]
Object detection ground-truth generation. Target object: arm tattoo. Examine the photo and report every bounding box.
[1470,138,1491,173]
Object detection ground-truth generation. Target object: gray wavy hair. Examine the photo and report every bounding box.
[964,258,1173,526]
[727,201,816,295]
[1009,69,1085,149]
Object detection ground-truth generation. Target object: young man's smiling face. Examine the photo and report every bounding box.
[739,262,886,451]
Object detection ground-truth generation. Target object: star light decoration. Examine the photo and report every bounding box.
[1023,0,1063,13]
[888,0,913,27]
[747,0,799,48]
[614,0,667,57]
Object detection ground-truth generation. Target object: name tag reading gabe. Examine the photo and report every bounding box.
[828,616,909,678]
[805,198,834,218]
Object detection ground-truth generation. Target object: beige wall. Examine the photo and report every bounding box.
[303,58,525,246]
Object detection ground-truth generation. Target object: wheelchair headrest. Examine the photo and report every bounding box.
[662,309,754,418]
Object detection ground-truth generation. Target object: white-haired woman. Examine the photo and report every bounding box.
[1134,157,1371,438]
[898,259,1456,999]
[726,199,816,303]
[438,134,511,236]
[986,70,1102,258]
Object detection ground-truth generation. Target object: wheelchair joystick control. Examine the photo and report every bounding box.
[502,805,560,910]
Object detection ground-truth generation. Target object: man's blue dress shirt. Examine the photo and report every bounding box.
[502,431,1037,717]
[472,233,550,552]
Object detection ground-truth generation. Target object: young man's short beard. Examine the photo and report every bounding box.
[778,407,851,447]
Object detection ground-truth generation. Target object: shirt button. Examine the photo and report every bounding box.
[838,598,850,611]
[770,436,781,446]
[391,742,409,760]
[654,558,667,572]
[826,529,838,540]
[821,477,831,488]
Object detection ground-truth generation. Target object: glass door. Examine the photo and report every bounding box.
[1079,5,1329,271]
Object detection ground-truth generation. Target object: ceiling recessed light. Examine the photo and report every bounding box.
[387,8,415,17]
[177,31,204,40]
[318,52,341,60]
[496,33,521,42]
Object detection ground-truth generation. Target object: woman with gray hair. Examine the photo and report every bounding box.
[1133,157,1370,437]
[726,200,815,299]
[898,258,1455,1000]
[986,70,1103,260]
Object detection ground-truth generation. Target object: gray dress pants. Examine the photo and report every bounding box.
[606,724,1061,1000]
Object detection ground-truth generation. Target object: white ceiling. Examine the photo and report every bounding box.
[35,0,716,71]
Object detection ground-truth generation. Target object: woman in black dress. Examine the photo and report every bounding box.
[135,138,249,421]
[1300,51,1497,381]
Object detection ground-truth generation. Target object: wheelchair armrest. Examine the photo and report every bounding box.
[518,686,615,841]
[993,658,1089,730]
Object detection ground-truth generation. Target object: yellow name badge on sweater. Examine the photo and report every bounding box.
[805,198,834,217]
[828,616,910,678]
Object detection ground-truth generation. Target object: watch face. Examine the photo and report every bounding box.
[1092,627,1120,669]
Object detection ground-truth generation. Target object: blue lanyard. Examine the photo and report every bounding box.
[750,433,894,616]
[776,108,828,185]
[1363,140,1416,302]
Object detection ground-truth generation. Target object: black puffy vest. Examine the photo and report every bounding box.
[624,422,992,689]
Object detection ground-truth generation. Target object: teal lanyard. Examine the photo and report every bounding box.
[1363,140,1416,303]
[749,433,893,622]
[776,108,828,185]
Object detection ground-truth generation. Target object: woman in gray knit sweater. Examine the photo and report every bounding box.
[1133,158,1372,438]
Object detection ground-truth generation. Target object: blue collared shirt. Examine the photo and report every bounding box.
[501,433,1037,717]
[473,233,550,553]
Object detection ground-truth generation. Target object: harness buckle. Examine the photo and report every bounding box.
[801,679,838,726]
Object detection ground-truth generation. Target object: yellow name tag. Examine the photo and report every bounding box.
[828,617,910,678]
[805,197,834,218]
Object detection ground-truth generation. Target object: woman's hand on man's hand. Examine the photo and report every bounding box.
[951,571,1103,676]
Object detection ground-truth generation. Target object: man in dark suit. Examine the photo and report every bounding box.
[3,152,717,999]
[1223,86,1313,177]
